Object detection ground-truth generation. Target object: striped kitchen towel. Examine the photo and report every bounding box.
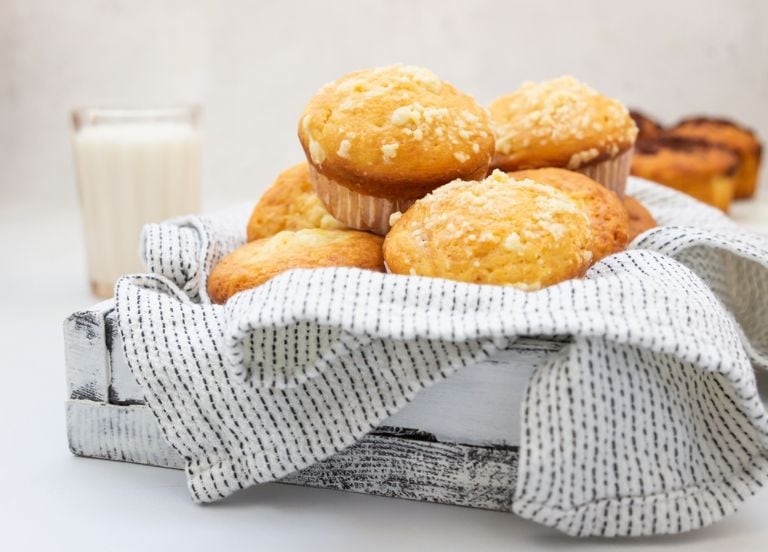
[115,177,768,537]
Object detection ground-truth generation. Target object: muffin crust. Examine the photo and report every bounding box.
[623,195,657,242]
[384,170,594,289]
[298,64,494,200]
[247,163,346,241]
[208,229,385,303]
[507,168,628,262]
[489,76,638,172]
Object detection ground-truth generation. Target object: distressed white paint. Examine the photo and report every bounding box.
[66,400,183,469]
[65,301,549,509]
[63,299,113,402]
[65,400,520,511]
[105,310,144,403]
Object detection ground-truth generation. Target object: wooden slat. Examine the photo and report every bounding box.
[283,427,518,511]
[104,310,145,405]
[63,300,114,402]
[65,401,519,511]
[66,400,183,469]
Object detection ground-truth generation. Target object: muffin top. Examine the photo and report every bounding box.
[623,195,657,242]
[669,117,762,157]
[247,163,346,241]
[489,76,638,171]
[383,170,594,289]
[506,168,628,262]
[208,229,385,303]
[631,136,739,180]
[298,64,494,199]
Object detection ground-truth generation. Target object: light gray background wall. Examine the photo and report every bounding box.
[2,0,767,207]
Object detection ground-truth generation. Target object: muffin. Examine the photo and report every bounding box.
[668,117,762,199]
[247,163,346,241]
[298,64,494,235]
[506,168,628,262]
[623,196,657,242]
[630,136,739,212]
[488,76,638,196]
[383,170,594,289]
[208,229,385,303]
[630,110,664,142]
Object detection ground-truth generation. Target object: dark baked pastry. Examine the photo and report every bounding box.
[668,117,761,199]
[630,136,738,212]
[629,110,664,143]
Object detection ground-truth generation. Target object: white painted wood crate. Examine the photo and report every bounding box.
[64,300,565,510]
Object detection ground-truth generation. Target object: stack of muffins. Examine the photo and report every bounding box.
[209,65,670,302]
[629,111,762,212]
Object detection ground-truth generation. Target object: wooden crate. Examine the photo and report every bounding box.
[64,301,564,511]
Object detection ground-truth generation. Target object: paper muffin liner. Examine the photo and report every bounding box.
[310,168,416,235]
[576,147,633,197]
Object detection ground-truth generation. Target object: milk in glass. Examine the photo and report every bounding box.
[72,107,200,297]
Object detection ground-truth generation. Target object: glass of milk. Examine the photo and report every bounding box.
[71,106,201,297]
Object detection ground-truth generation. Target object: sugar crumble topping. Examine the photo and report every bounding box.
[408,170,592,246]
[567,148,600,169]
[392,169,593,286]
[303,64,492,166]
[336,139,351,159]
[389,211,403,226]
[453,152,469,163]
[381,142,399,161]
[490,76,638,158]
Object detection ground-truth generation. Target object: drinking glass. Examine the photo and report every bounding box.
[71,106,201,297]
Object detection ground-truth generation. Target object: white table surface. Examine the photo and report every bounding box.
[2,196,768,552]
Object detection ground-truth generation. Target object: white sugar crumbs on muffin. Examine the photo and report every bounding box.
[389,211,403,226]
[381,142,399,162]
[336,139,352,159]
[391,104,423,126]
[403,170,592,245]
[302,114,327,165]
[309,65,491,162]
[490,76,638,158]
[567,147,601,169]
[454,152,470,163]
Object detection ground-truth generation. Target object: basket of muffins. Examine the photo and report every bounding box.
[207,64,754,301]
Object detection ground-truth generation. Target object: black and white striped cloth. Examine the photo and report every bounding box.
[116,177,768,537]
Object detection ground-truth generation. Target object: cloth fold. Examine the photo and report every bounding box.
[116,178,768,536]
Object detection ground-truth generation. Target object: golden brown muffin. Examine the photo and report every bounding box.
[506,168,628,262]
[247,163,346,241]
[383,170,594,289]
[668,117,762,199]
[630,110,664,142]
[623,196,657,242]
[488,76,638,196]
[630,136,739,212]
[208,229,385,303]
[298,64,494,235]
